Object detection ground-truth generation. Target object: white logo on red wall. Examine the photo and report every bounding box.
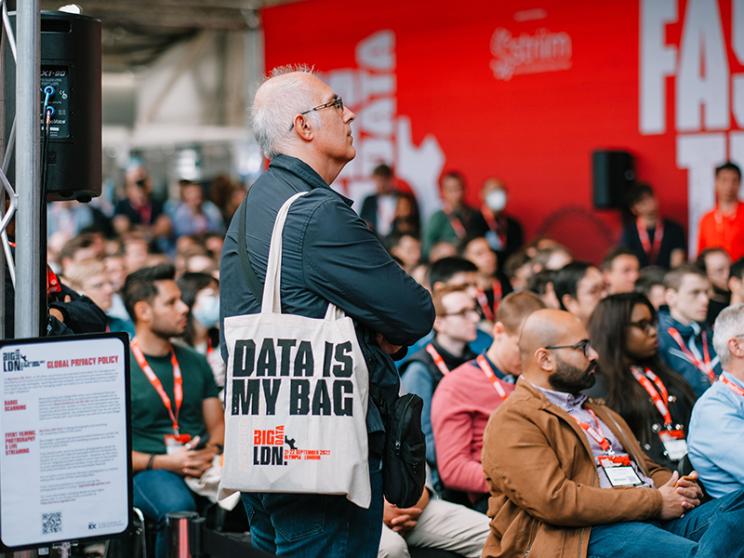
[490,27,572,81]
[639,0,743,252]
[321,31,445,219]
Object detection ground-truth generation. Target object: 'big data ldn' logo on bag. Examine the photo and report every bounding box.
[251,425,331,466]
[3,349,44,372]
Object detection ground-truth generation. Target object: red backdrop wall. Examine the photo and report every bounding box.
[261,0,742,262]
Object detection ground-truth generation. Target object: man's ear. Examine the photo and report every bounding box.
[665,288,677,308]
[491,321,506,338]
[290,115,314,142]
[535,348,553,372]
[133,300,152,324]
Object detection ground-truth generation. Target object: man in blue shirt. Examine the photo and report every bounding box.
[658,265,722,396]
[688,303,744,498]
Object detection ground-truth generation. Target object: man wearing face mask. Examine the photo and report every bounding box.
[481,309,744,558]
[178,272,224,389]
[479,178,524,264]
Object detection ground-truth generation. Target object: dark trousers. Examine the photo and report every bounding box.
[241,458,384,557]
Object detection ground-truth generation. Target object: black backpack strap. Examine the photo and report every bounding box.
[237,199,263,303]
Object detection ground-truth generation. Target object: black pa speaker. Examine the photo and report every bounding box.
[592,150,635,210]
[4,11,102,202]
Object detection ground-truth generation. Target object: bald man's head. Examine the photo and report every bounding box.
[519,309,599,394]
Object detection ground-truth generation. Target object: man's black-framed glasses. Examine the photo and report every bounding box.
[544,339,593,358]
[288,96,344,131]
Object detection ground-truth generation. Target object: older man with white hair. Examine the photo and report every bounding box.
[219,67,434,557]
[688,303,744,498]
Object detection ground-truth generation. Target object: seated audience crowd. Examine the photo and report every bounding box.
[42,159,744,557]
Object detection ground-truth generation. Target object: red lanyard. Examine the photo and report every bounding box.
[667,327,715,383]
[475,281,503,322]
[481,206,507,246]
[636,219,663,263]
[476,289,494,322]
[426,344,451,376]
[631,367,672,426]
[475,355,507,397]
[131,338,183,435]
[448,214,466,238]
[721,374,744,397]
[573,409,611,453]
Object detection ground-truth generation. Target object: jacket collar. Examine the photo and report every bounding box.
[269,154,354,207]
[658,308,702,338]
[514,379,650,476]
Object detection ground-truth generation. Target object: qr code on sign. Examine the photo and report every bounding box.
[42,512,62,535]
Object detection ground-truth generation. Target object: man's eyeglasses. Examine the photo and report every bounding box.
[288,96,345,131]
[443,307,480,319]
[544,339,593,358]
[627,318,658,333]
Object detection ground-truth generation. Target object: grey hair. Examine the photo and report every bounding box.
[713,303,744,366]
[251,64,321,159]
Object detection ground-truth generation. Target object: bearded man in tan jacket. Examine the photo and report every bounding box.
[481,309,744,558]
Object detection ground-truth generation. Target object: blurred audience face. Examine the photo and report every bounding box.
[624,302,658,360]
[372,171,395,195]
[429,241,457,263]
[666,273,710,324]
[563,267,606,324]
[703,250,731,292]
[182,182,205,210]
[390,235,421,272]
[509,261,533,291]
[105,255,127,292]
[544,249,572,271]
[463,237,497,278]
[645,283,667,310]
[604,254,640,294]
[125,166,152,205]
[186,254,217,275]
[481,178,508,213]
[715,168,740,204]
[192,282,220,329]
[205,235,224,257]
[729,272,744,305]
[490,321,523,375]
[124,238,149,274]
[411,264,430,290]
[441,175,465,209]
[434,291,479,343]
[630,192,658,220]
[135,279,189,337]
[80,271,115,312]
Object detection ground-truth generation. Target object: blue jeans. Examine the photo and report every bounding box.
[588,489,744,558]
[241,458,384,557]
[133,470,197,558]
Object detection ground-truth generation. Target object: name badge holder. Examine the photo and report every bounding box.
[597,452,645,488]
[632,367,689,462]
[573,410,644,488]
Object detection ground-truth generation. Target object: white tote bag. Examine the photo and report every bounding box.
[219,193,371,508]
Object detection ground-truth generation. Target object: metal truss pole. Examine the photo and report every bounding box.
[14,0,41,338]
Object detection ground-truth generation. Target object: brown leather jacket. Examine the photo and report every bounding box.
[481,380,672,558]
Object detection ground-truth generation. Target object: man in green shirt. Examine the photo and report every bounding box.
[123,264,224,558]
[423,171,485,259]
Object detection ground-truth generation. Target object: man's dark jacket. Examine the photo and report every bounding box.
[220,155,435,455]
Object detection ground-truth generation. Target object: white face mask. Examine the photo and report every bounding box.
[486,189,507,212]
[193,293,220,329]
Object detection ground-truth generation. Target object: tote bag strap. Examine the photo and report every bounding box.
[261,192,308,313]
[237,199,264,302]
